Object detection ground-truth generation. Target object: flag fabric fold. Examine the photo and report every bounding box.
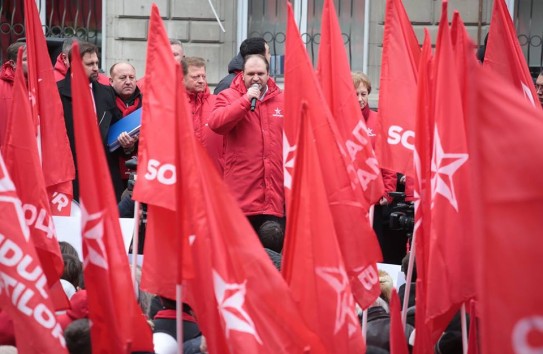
[1,48,67,310]
[282,104,366,353]
[484,0,541,110]
[390,289,409,354]
[173,43,326,354]
[23,0,75,215]
[132,4,184,299]
[70,42,154,353]
[316,0,384,207]
[376,0,421,176]
[284,1,382,310]
[424,0,476,337]
[468,37,543,354]
[0,153,68,354]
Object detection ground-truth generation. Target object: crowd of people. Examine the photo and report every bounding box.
[1,31,543,354]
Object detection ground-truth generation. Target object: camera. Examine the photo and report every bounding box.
[388,192,415,233]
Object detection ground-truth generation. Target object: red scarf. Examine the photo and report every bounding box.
[362,104,370,122]
[115,95,141,117]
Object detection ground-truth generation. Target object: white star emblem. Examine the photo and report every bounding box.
[283,133,296,190]
[366,128,376,137]
[430,126,468,212]
[80,202,108,270]
[213,270,262,344]
[521,81,536,107]
[316,266,359,336]
[272,108,283,118]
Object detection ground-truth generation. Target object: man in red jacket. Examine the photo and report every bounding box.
[209,54,285,241]
[536,71,543,108]
[182,56,223,173]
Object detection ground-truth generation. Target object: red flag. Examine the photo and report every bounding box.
[484,0,541,110]
[132,4,183,299]
[412,30,436,354]
[316,0,384,206]
[468,38,543,354]
[376,0,421,176]
[467,300,479,354]
[425,0,476,335]
[0,153,67,354]
[1,48,67,310]
[70,42,154,353]
[390,289,409,354]
[284,1,382,310]
[23,0,75,215]
[174,53,325,354]
[282,108,366,353]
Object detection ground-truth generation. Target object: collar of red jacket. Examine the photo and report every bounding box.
[0,62,15,83]
[230,71,280,98]
[187,85,210,103]
[54,53,68,76]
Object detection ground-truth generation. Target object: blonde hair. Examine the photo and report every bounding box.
[351,71,372,94]
[379,270,394,303]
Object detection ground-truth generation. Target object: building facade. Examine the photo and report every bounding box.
[1,0,542,96]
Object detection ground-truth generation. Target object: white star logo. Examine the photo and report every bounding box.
[213,270,262,344]
[521,81,536,107]
[283,133,296,190]
[80,202,108,270]
[316,266,359,336]
[272,108,283,118]
[430,126,468,212]
[366,127,376,137]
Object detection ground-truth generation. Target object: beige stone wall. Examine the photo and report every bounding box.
[105,0,494,93]
[104,0,236,86]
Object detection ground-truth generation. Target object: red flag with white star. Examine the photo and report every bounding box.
[425,0,476,335]
[467,28,543,354]
[282,105,366,353]
[23,0,75,215]
[484,0,541,110]
[0,154,68,354]
[284,1,382,310]
[70,42,153,353]
[1,48,67,310]
[376,0,421,176]
[316,0,384,207]
[174,46,326,354]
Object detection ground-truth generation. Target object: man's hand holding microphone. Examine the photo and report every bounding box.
[247,83,262,111]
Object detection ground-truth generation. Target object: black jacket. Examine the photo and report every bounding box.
[213,52,244,95]
[58,71,124,202]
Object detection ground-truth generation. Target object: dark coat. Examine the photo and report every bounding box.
[58,70,124,202]
[213,52,244,95]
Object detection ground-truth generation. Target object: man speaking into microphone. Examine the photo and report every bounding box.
[210,54,285,245]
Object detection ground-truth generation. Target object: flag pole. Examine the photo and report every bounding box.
[401,229,416,327]
[461,303,468,354]
[361,308,368,343]
[131,200,141,289]
[176,283,184,354]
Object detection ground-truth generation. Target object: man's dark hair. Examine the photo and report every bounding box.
[62,38,77,54]
[61,254,83,289]
[7,42,25,62]
[68,42,98,63]
[64,319,91,354]
[258,220,284,253]
[401,252,416,282]
[239,37,267,58]
[181,56,206,76]
[243,54,269,73]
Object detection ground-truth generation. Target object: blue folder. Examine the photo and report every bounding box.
[107,108,142,152]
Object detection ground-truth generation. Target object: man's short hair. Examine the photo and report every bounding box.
[257,220,283,253]
[68,42,98,63]
[109,62,136,77]
[64,319,92,354]
[62,38,77,54]
[243,54,269,72]
[6,42,25,62]
[240,37,267,58]
[351,71,372,94]
[181,56,206,76]
[169,38,184,48]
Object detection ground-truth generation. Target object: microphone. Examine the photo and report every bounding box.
[250,84,261,111]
